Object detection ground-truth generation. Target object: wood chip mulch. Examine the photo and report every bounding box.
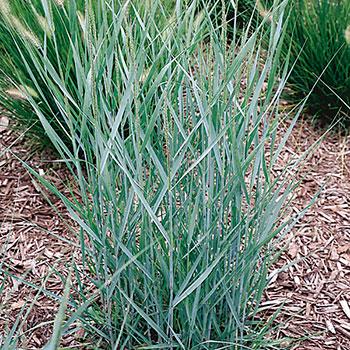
[263,117,350,350]
[1,112,350,349]
[0,116,86,349]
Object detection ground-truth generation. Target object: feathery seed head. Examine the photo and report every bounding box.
[0,0,41,47]
[10,16,41,48]
[0,0,11,16]
[37,15,51,35]
[6,85,39,100]
[6,88,27,100]
[54,0,64,7]
[344,25,350,45]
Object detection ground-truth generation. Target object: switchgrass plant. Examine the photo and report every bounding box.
[0,0,306,348]
[284,0,350,125]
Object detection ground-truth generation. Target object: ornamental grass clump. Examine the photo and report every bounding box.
[1,0,306,348]
[0,0,84,141]
[284,0,350,124]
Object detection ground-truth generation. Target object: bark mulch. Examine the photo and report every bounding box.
[0,116,87,349]
[263,117,350,350]
[1,113,349,349]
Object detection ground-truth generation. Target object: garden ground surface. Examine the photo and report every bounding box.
[263,116,350,350]
[0,113,350,349]
[0,116,85,348]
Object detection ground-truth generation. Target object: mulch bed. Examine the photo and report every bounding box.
[0,116,85,348]
[264,117,350,349]
[1,113,349,349]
